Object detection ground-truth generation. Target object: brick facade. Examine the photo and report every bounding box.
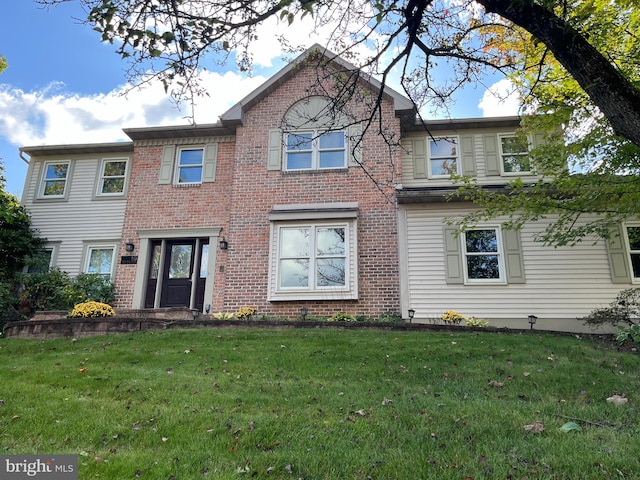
[223,65,402,318]
[114,59,402,319]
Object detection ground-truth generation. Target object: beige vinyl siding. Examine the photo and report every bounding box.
[401,204,625,331]
[23,157,127,276]
[401,132,541,187]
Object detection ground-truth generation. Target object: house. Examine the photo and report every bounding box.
[19,45,637,332]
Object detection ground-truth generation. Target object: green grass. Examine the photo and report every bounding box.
[1,328,638,479]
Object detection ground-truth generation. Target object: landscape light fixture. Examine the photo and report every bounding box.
[300,306,308,321]
[528,314,538,330]
[408,308,415,323]
[205,304,211,314]
[219,238,228,250]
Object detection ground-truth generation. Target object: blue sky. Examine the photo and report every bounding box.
[0,2,518,197]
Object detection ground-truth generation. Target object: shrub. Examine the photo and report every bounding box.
[616,324,640,347]
[14,271,115,320]
[464,316,489,328]
[580,288,640,328]
[378,310,403,323]
[441,310,465,324]
[66,273,115,306]
[235,306,257,320]
[17,269,71,314]
[328,312,356,322]
[69,301,115,318]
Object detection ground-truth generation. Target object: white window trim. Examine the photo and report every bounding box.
[96,157,129,197]
[268,216,358,301]
[174,146,204,185]
[38,160,71,199]
[428,136,460,178]
[461,226,506,285]
[498,133,532,176]
[284,129,347,171]
[83,244,118,280]
[624,223,640,284]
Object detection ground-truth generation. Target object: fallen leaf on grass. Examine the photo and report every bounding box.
[606,394,628,406]
[523,421,544,433]
[488,380,503,388]
[559,422,581,433]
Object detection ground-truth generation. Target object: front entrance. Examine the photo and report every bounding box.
[144,239,209,311]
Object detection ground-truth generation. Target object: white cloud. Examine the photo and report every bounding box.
[478,79,521,117]
[0,71,267,149]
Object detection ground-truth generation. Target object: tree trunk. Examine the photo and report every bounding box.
[477,0,640,147]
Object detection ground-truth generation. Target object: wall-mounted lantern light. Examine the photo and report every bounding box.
[125,241,135,252]
[528,314,538,330]
[219,238,228,250]
[408,308,415,323]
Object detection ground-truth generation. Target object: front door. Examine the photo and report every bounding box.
[144,239,208,310]
[162,241,194,307]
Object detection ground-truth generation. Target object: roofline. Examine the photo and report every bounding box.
[19,142,133,157]
[396,185,514,204]
[220,43,415,125]
[123,123,234,141]
[407,116,522,132]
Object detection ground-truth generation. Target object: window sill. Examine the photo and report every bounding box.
[269,290,358,302]
[282,168,349,175]
[34,196,69,203]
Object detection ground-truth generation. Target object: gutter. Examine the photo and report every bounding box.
[19,147,30,164]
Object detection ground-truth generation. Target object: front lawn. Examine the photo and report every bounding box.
[0,328,638,479]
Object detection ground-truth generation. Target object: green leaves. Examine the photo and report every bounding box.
[559,421,581,433]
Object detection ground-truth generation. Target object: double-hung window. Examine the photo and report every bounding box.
[98,158,128,195]
[462,228,505,283]
[499,134,531,174]
[285,130,346,171]
[25,248,54,274]
[279,225,347,289]
[176,147,204,184]
[85,246,116,279]
[625,225,640,280]
[428,137,459,177]
[40,161,70,198]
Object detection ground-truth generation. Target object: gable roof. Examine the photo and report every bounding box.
[219,43,415,126]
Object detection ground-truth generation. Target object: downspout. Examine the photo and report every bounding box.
[19,148,30,164]
[18,148,31,203]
